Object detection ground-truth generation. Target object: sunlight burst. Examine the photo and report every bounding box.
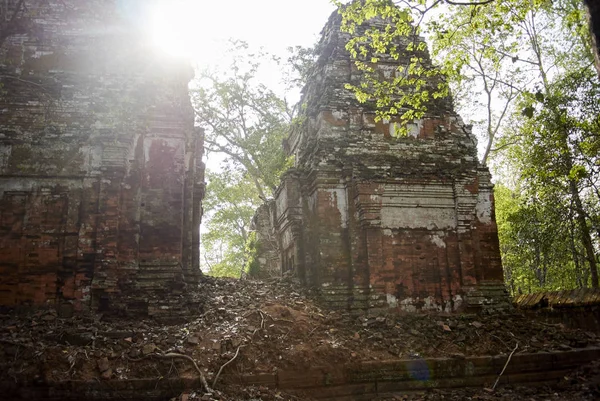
[147,0,207,58]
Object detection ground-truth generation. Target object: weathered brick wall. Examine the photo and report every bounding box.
[256,11,508,312]
[0,1,205,316]
[249,202,281,278]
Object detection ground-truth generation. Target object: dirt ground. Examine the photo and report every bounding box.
[1,275,600,400]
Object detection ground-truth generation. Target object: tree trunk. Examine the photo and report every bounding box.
[569,178,599,287]
[569,220,585,288]
[533,240,544,286]
[585,0,600,77]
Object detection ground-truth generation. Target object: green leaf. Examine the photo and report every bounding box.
[534,91,545,103]
[522,106,535,118]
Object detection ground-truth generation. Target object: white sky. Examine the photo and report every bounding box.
[145,0,336,68]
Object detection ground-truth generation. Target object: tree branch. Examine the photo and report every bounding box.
[444,0,495,5]
[203,138,267,199]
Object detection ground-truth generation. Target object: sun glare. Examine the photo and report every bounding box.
[145,0,336,66]
[147,0,206,58]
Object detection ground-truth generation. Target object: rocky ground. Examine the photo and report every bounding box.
[1,275,600,400]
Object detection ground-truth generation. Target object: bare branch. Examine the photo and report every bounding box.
[490,140,519,153]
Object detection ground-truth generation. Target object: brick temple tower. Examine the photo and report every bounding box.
[254,11,509,312]
[0,0,205,317]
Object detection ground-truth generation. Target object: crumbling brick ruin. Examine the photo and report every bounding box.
[0,1,205,318]
[0,0,507,319]
[253,12,509,312]
[2,5,600,400]
[249,203,282,278]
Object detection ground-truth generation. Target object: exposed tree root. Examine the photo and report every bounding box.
[129,352,212,393]
[491,342,519,391]
[212,345,244,389]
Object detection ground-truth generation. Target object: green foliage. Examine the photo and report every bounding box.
[201,171,260,278]
[498,69,600,291]
[284,44,319,91]
[429,0,534,163]
[334,0,449,133]
[509,70,600,190]
[495,184,591,293]
[193,42,296,278]
[243,231,260,278]
[335,0,595,152]
[192,41,291,199]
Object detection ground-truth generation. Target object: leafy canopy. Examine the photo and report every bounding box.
[193,42,296,277]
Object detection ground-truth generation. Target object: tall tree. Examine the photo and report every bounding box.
[584,0,600,75]
[505,69,600,287]
[192,42,291,200]
[430,4,524,164]
[192,43,294,277]
[495,184,588,293]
